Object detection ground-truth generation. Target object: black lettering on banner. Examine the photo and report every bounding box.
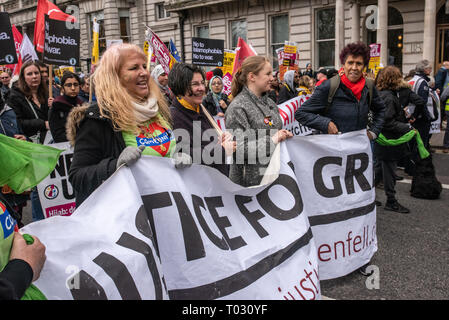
[171,192,206,261]
[235,195,269,239]
[50,155,65,178]
[135,205,159,260]
[116,232,164,300]
[345,153,371,194]
[192,195,229,250]
[256,174,303,220]
[313,157,343,198]
[168,228,314,300]
[308,202,375,226]
[93,252,142,300]
[62,179,75,199]
[69,270,107,300]
[65,153,73,172]
[141,192,173,259]
[205,197,247,250]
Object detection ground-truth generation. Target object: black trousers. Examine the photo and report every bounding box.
[375,159,398,204]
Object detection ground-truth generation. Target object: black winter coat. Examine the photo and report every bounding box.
[68,104,126,207]
[6,87,48,143]
[277,84,296,104]
[170,98,228,176]
[202,91,230,116]
[374,90,412,161]
[49,95,84,143]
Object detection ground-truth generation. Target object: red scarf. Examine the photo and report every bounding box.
[339,68,365,101]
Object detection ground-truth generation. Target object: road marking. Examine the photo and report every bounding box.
[398,178,449,190]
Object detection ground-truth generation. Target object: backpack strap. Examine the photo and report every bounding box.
[326,76,375,114]
[326,75,340,114]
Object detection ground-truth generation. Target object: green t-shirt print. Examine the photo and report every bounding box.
[122,120,176,158]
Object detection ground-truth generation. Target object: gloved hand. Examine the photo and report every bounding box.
[172,152,192,169]
[116,145,146,169]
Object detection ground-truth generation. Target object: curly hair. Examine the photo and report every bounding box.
[375,65,403,91]
[339,42,371,66]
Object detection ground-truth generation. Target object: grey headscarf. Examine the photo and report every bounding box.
[283,70,296,91]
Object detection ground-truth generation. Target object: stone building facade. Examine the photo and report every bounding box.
[1,0,448,75]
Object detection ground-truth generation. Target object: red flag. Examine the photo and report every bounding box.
[34,0,76,53]
[5,25,23,75]
[232,37,257,75]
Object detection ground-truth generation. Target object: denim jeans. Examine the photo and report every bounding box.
[31,188,45,221]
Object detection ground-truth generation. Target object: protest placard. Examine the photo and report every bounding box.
[192,37,224,67]
[43,15,80,67]
[37,142,76,219]
[0,12,18,65]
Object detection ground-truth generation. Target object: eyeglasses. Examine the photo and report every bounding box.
[211,82,222,86]
[0,77,10,80]
[190,81,206,88]
[64,83,79,88]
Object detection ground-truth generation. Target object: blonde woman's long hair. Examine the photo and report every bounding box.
[93,43,171,133]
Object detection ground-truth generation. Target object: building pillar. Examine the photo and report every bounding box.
[103,0,120,40]
[377,0,388,67]
[423,0,437,72]
[335,0,345,66]
[350,1,360,42]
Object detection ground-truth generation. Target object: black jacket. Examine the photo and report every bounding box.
[49,95,84,143]
[202,91,230,116]
[397,85,426,120]
[68,104,126,207]
[6,87,48,144]
[170,98,228,176]
[296,78,386,136]
[374,90,412,161]
[277,84,296,104]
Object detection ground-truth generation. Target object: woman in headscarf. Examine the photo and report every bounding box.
[151,64,173,105]
[277,70,299,104]
[67,44,176,207]
[202,75,230,117]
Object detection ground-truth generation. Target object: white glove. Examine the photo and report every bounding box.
[116,145,146,169]
[172,152,192,169]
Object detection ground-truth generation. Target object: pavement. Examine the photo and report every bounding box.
[320,129,449,300]
[19,128,449,300]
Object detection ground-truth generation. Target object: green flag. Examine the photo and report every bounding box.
[376,130,430,159]
[0,134,64,194]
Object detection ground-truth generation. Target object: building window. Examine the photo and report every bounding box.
[89,12,106,57]
[119,9,131,43]
[195,25,209,38]
[230,20,247,50]
[315,7,335,68]
[271,14,289,70]
[156,3,170,20]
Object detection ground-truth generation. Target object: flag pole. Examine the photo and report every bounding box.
[48,64,53,99]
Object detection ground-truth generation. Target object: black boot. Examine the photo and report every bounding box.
[384,201,410,214]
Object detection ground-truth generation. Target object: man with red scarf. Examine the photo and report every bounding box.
[295,42,385,139]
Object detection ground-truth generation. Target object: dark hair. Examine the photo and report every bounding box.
[339,42,371,66]
[18,60,48,104]
[212,68,223,78]
[35,61,48,72]
[168,63,205,97]
[61,71,80,86]
[231,55,270,97]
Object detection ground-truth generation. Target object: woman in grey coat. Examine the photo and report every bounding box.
[225,56,293,187]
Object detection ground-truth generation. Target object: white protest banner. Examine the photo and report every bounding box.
[19,34,39,64]
[22,131,375,298]
[285,130,377,280]
[23,148,319,300]
[37,141,76,218]
[278,96,313,136]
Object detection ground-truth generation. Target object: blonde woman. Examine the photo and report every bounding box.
[67,44,175,206]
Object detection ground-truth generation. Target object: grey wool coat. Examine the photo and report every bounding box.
[225,86,283,187]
